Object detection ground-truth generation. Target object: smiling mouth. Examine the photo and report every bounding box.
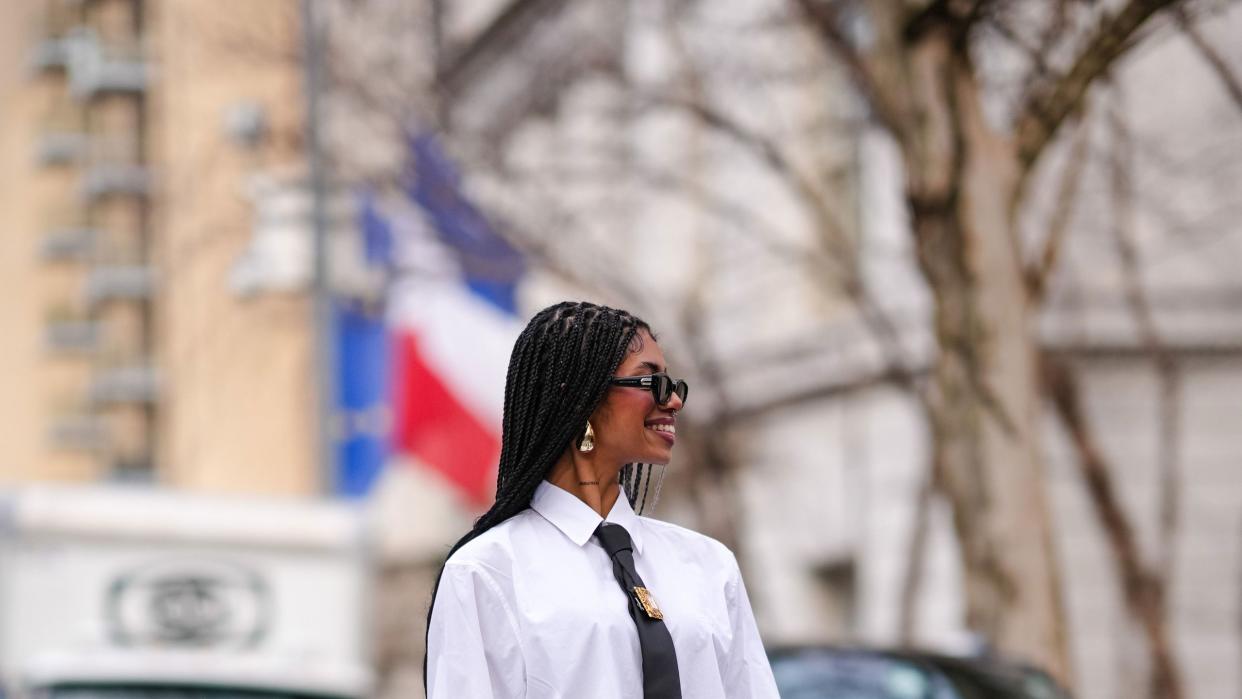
[646,423,676,443]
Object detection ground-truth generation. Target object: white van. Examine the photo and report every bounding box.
[0,485,374,699]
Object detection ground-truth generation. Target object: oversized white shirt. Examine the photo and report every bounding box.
[427,481,780,698]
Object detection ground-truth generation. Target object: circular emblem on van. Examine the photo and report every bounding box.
[106,559,270,648]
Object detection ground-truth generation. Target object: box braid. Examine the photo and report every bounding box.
[620,462,666,515]
[424,300,651,689]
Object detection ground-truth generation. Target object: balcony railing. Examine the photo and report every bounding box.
[44,317,101,353]
[64,30,148,99]
[81,139,150,198]
[38,132,89,165]
[41,226,97,261]
[81,164,150,198]
[89,363,159,405]
[36,103,87,165]
[48,413,108,450]
[84,264,156,306]
[32,37,72,73]
[28,2,80,74]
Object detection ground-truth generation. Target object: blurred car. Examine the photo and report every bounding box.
[769,645,1073,699]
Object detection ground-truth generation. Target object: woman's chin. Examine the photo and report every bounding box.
[642,450,673,466]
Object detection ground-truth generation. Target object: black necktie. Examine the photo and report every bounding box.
[594,522,682,699]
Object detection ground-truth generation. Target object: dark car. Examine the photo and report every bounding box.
[769,646,1073,699]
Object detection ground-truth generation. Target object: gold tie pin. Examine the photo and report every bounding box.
[632,586,664,620]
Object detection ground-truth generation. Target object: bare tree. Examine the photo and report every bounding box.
[305,1,1242,696]
[777,2,1242,693]
[427,3,1241,694]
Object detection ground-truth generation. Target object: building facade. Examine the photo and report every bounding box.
[3,2,1240,699]
[0,0,320,495]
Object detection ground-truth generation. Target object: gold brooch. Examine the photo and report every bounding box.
[632,586,664,620]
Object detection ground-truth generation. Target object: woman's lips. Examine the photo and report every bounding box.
[646,420,676,445]
[650,429,675,445]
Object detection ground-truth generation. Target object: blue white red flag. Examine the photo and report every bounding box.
[383,134,524,506]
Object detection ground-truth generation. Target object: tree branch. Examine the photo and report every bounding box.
[985,9,1054,81]
[648,94,859,268]
[1014,0,1179,173]
[898,464,936,645]
[1105,87,1183,599]
[1042,354,1185,699]
[1028,0,1075,90]
[645,93,928,388]
[484,171,658,313]
[1026,106,1092,301]
[1174,6,1242,117]
[789,0,907,138]
[903,0,994,44]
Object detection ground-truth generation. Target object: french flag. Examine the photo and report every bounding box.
[382,134,525,507]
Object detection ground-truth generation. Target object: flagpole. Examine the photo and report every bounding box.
[302,0,337,495]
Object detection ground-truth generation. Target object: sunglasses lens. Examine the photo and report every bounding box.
[654,375,672,404]
[651,375,689,406]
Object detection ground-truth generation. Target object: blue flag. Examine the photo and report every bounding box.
[405,133,525,314]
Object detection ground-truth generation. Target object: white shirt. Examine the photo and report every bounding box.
[427,481,780,698]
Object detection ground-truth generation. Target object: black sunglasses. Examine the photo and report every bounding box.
[609,373,689,407]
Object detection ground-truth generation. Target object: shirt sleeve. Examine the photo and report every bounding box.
[723,554,781,699]
[426,561,526,699]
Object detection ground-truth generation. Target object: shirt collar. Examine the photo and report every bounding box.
[531,481,645,555]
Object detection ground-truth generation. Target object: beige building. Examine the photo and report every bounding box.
[1,0,319,495]
[0,4,415,696]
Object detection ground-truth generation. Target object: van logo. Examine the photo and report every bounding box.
[106,559,270,648]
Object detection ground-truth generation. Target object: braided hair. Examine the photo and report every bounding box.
[423,300,653,687]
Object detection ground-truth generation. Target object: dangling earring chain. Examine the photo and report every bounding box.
[648,463,667,514]
[579,420,596,452]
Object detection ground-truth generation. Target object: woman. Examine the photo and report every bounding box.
[425,301,779,698]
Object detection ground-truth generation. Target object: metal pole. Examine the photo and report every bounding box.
[301,0,337,495]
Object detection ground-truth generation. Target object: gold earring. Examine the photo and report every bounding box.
[579,421,596,452]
